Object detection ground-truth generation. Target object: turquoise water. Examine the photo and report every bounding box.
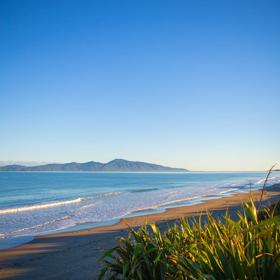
[0,171,279,249]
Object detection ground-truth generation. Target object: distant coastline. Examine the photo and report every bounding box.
[0,159,188,172]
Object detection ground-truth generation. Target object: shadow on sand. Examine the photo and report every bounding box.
[0,186,279,280]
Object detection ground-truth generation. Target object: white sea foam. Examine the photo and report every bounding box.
[255,176,278,185]
[11,215,71,234]
[219,189,236,194]
[0,191,124,216]
[255,178,266,184]
[155,195,203,207]
[1,172,279,246]
[0,198,83,215]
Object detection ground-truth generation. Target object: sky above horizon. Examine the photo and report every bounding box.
[0,0,279,171]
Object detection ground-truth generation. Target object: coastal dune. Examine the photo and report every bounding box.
[0,185,279,280]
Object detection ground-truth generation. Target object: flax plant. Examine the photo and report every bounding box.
[99,168,280,279]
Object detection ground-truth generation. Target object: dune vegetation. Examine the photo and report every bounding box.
[99,168,280,279]
[99,199,280,279]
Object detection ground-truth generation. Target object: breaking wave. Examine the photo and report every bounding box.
[0,198,83,215]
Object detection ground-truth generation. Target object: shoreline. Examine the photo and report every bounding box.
[0,185,263,250]
[0,189,235,250]
[0,184,279,279]
[0,187,264,250]
[40,184,280,236]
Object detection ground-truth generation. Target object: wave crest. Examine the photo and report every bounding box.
[0,198,83,215]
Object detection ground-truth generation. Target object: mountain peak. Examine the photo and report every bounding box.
[0,159,189,172]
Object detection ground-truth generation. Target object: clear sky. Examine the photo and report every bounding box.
[0,0,279,171]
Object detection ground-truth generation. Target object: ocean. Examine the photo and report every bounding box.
[0,171,279,249]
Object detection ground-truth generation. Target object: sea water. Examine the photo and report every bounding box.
[0,171,279,249]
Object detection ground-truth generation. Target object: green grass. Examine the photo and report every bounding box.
[99,199,280,279]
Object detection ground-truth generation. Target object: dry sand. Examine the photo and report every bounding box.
[0,185,279,280]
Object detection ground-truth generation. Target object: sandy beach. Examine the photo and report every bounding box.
[0,184,280,280]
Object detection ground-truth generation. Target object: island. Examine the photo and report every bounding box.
[0,159,189,172]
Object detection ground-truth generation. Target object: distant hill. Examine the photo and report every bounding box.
[0,159,188,172]
[0,161,49,167]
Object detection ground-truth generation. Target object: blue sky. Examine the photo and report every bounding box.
[0,0,279,171]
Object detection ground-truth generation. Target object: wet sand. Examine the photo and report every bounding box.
[0,184,279,280]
